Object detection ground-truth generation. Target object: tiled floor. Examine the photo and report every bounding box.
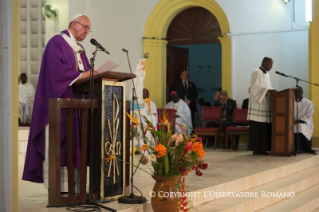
[19,148,318,212]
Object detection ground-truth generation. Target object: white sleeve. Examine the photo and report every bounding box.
[250,71,268,103]
[69,73,83,86]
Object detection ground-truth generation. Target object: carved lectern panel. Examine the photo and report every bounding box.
[275,136,285,152]
[276,97,285,113]
[275,117,285,133]
[101,81,126,200]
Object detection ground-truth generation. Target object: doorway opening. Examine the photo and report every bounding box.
[166,7,222,106]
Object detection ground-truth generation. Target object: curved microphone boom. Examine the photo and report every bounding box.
[275,71,288,77]
[90,38,110,54]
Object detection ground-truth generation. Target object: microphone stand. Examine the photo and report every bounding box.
[118,50,147,204]
[276,72,319,156]
[84,47,115,211]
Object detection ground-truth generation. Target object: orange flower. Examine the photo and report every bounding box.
[193,142,205,158]
[141,144,149,151]
[154,144,167,158]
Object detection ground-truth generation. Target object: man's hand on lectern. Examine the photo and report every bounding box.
[81,69,98,79]
[267,89,276,95]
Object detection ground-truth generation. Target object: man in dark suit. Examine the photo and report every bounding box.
[207,90,238,149]
[174,71,198,125]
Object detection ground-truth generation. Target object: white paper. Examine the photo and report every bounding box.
[97,60,119,73]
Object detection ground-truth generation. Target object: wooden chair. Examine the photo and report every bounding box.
[194,107,223,151]
[225,109,250,150]
[157,108,176,132]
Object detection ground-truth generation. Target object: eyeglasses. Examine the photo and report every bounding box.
[75,21,92,33]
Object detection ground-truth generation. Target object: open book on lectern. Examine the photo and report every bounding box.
[97,60,119,73]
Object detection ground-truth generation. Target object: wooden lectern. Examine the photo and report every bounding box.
[48,71,135,206]
[270,89,295,157]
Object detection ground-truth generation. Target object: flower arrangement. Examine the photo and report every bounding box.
[126,111,208,211]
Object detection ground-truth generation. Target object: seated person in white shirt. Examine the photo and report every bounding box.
[294,86,316,155]
[165,91,192,138]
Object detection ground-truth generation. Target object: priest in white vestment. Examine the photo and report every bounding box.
[247,57,276,155]
[20,73,35,122]
[294,86,316,155]
[140,88,158,148]
[19,82,29,123]
[165,91,192,138]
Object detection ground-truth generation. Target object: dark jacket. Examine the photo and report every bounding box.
[221,98,237,121]
[213,101,222,107]
[242,98,249,109]
[174,80,198,113]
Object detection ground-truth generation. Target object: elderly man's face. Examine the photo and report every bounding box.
[219,94,227,104]
[180,71,188,81]
[72,16,91,41]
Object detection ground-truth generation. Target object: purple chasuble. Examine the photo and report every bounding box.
[22,30,90,183]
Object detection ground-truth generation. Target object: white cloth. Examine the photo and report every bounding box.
[19,84,29,123]
[294,98,314,141]
[165,99,192,137]
[61,30,83,85]
[247,68,273,123]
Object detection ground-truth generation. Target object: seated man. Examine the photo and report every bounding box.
[19,81,29,124]
[207,90,238,149]
[165,91,192,138]
[19,73,35,122]
[294,86,316,155]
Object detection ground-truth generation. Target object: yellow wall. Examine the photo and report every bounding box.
[309,0,319,147]
[144,0,231,107]
[12,0,19,211]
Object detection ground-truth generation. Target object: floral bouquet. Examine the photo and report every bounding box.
[126,111,208,211]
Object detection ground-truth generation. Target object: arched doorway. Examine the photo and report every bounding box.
[143,0,231,107]
[166,7,222,106]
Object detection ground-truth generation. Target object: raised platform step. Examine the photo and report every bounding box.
[18,150,319,212]
[193,164,319,211]
[260,184,319,212]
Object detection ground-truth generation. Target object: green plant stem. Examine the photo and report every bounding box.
[111,158,153,175]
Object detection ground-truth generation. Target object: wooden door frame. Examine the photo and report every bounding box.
[143,0,231,108]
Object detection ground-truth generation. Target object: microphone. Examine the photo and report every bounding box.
[275,71,288,77]
[90,38,110,54]
[122,48,128,53]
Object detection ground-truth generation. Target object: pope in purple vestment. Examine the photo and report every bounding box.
[22,15,96,183]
